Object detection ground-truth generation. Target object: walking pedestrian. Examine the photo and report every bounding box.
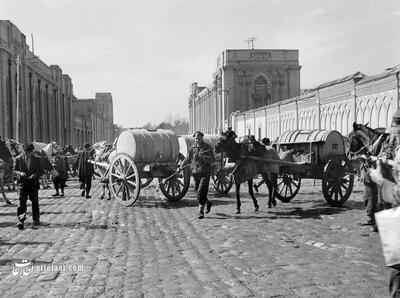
[14,143,45,230]
[51,151,67,197]
[75,143,94,198]
[359,162,379,227]
[180,131,214,219]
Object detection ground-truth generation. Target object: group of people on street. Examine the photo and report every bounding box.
[6,123,400,296]
[182,125,400,296]
[12,142,96,230]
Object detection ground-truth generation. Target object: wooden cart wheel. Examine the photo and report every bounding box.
[275,173,301,203]
[212,168,233,195]
[322,156,354,207]
[140,178,153,188]
[109,153,140,206]
[158,154,190,201]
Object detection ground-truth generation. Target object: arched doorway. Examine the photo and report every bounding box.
[252,75,271,109]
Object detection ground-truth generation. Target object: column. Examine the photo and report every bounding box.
[0,51,6,137]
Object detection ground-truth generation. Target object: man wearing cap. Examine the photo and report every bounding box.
[14,143,45,230]
[75,143,95,198]
[181,131,214,219]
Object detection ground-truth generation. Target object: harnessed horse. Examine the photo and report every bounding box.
[348,122,389,157]
[215,130,279,214]
[348,122,399,205]
[348,122,389,181]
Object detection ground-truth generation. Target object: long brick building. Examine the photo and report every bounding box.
[0,20,115,147]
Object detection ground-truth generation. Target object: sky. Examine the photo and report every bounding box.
[1,0,399,128]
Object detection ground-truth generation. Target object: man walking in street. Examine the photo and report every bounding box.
[181,131,214,219]
[51,151,68,197]
[14,143,44,230]
[75,143,94,198]
[359,162,379,227]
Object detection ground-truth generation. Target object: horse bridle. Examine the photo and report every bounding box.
[349,129,384,156]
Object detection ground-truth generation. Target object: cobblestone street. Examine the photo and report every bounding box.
[0,177,389,297]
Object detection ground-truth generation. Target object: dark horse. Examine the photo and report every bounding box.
[215,129,280,213]
[348,122,392,183]
[349,122,400,209]
[348,122,389,156]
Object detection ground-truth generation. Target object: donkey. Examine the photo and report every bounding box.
[215,129,280,213]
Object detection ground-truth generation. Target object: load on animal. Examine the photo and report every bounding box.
[215,128,355,213]
[215,129,280,213]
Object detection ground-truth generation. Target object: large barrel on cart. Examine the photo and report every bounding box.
[178,134,234,195]
[274,129,354,206]
[109,129,190,206]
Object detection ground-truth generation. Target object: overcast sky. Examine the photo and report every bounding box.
[1,0,399,128]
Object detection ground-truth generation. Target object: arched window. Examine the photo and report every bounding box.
[252,75,270,109]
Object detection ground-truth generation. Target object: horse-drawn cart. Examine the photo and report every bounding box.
[104,129,191,206]
[270,129,355,206]
[178,134,234,195]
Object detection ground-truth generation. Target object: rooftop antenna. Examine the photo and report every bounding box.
[245,37,257,50]
[27,33,39,67]
[31,33,35,54]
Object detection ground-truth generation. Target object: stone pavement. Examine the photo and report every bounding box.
[0,177,390,297]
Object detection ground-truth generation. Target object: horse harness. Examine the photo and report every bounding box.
[349,129,386,156]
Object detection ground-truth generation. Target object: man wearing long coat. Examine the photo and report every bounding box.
[75,143,94,198]
[14,143,44,230]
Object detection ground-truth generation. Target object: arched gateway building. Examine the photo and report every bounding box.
[188,49,301,134]
[189,49,400,140]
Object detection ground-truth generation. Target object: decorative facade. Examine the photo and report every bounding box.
[231,66,400,140]
[188,49,301,134]
[0,20,73,145]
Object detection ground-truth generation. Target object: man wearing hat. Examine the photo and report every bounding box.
[75,143,95,198]
[181,131,215,219]
[14,143,45,230]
